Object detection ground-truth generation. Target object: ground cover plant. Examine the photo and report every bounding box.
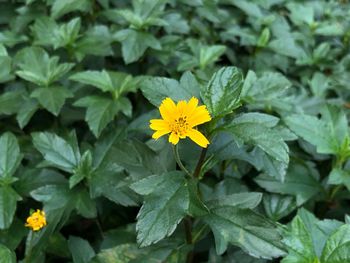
[1,0,350,262]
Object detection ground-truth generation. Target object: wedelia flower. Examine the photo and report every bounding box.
[150,97,211,148]
[25,209,47,231]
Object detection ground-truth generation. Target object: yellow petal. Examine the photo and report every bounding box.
[159,97,176,121]
[150,119,169,131]
[187,129,210,148]
[176,100,187,116]
[169,132,179,145]
[188,105,211,127]
[186,97,199,116]
[152,130,170,139]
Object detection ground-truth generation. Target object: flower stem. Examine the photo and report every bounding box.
[173,145,192,177]
[193,148,208,178]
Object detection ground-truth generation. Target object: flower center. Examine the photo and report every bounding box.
[171,116,189,136]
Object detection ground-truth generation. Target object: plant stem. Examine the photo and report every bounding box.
[184,217,194,263]
[173,145,192,177]
[193,148,208,178]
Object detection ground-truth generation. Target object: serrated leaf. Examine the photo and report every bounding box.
[31,86,73,116]
[74,96,131,137]
[0,90,26,116]
[15,47,74,86]
[321,224,350,263]
[69,150,93,189]
[225,117,289,163]
[114,29,161,64]
[141,71,199,106]
[0,186,21,229]
[74,189,97,218]
[199,45,226,69]
[32,17,81,49]
[90,170,139,206]
[0,53,13,83]
[0,132,22,178]
[263,194,296,221]
[0,244,16,263]
[16,98,39,129]
[201,66,243,117]
[32,132,81,172]
[281,216,318,263]
[203,206,286,259]
[68,236,96,263]
[255,162,323,205]
[51,0,92,19]
[136,172,189,247]
[285,114,339,154]
[70,70,134,96]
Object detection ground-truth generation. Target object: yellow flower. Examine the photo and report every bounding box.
[25,209,47,231]
[150,97,212,148]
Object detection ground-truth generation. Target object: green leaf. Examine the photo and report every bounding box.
[255,162,323,205]
[281,216,318,263]
[31,86,73,116]
[0,218,27,250]
[199,45,226,69]
[75,25,113,61]
[225,114,289,164]
[51,0,92,19]
[74,188,97,218]
[263,194,296,221]
[141,71,199,106]
[297,208,342,258]
[228,0,263,17]
[68,236,96,263]
[0,90,26,115]
[207,192,263,210]
[114,29,161,64]
[136,172,189,247]
[74,96,131,137]
[0,186,21,229]
[69,150,93,189]
[203,205,286,258]
[0,132,22,178]
[241,71,292,111]
[32,132,81,172]
[0,244,16,263]
[0,49,13,83]
[286,2,314,26]
[328,168,350,191]
[92,243,140,263]
[15,47,74,86]
[16,98,39,129]
[70,70,134,96]
[90,170,139,206]
[201,66,243,117]
[98,139,166,177]
[285,114,339,155]
[32,17,81,49]
[268,38,307,59]
[321,224,350,263]
[282,209,344,263]
[315,23,344,36]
